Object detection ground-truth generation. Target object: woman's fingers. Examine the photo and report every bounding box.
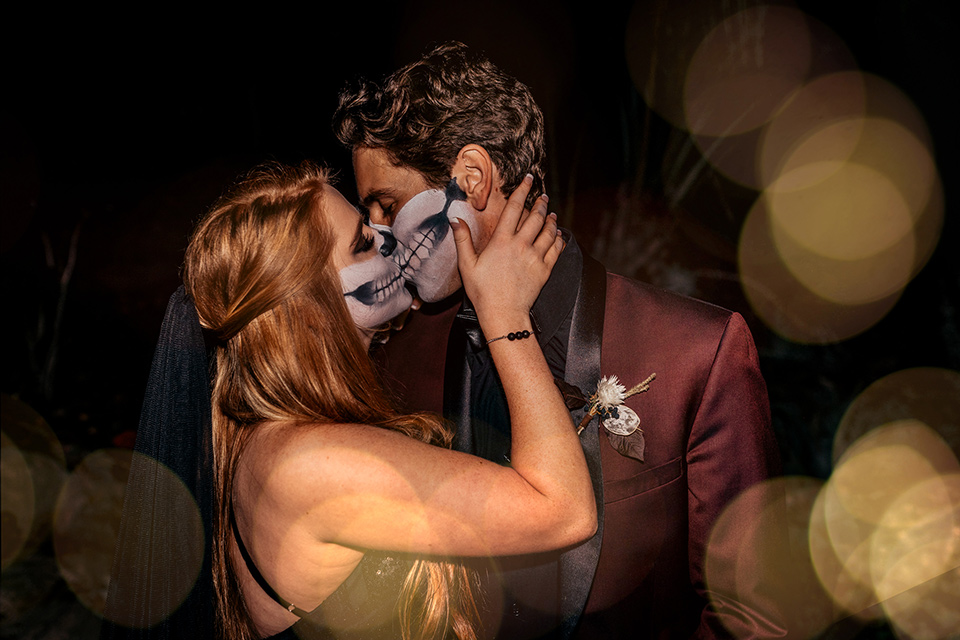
[533,211,560,256]
[544,227,565,269]
[461,174,563,317]
[515,193,550,244]
[493,174,534,239]
[451,217,477,276]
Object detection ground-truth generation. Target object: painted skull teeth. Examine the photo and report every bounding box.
[374,272,403,303]
[395,224,443,278]
[344,270,404,305]
[339,235,412,329]
[386,180,474,303]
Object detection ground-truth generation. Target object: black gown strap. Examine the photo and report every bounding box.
[229,508,320,620]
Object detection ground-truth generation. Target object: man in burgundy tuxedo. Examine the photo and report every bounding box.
[334,42,785,639]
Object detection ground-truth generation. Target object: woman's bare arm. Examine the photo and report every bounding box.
[248,177,596,557]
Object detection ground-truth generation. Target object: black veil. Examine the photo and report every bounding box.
[100,286,215,639]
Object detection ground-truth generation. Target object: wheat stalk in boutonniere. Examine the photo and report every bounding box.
[577,373,656,434]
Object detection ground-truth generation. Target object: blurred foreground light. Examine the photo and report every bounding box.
[871,474,959,596]
[704,477,845,639]
[55,449,204,626]
[683,6,811,138]
[738,195,902,343]
[767,158,913,262]
[1,395,67,568]
[625,0,735,130]
[809,421,960,630]
[828,421,949,527]
[1,431,35,571]
[674,9,856,189]
[834,367,960,465]
[876,482,960,639]
[770,115,939,248]
[740,69,943,343]
[759,72,867,190]
[767,160,916,306]
[53,449,133,617]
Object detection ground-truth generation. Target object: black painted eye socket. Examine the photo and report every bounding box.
[378,229,397,257]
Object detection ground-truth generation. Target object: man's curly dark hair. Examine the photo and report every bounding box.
[333,41,546,210]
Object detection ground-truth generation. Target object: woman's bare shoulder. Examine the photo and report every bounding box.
[247,420,422,462]
[241,420,445,499]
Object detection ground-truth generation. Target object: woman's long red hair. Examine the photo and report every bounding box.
[183,162,479,640]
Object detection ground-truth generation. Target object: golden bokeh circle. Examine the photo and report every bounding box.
[834,368,960,466]
[1,431,35,571]
[53,448,132,617]
[738,195,903,344]
[683,6,812,138]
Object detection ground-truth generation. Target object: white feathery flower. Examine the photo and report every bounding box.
[595,375,626,409]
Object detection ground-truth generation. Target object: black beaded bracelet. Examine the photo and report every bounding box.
[486,329,532,345]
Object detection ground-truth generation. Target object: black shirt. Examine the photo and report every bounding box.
[451,231,583,639]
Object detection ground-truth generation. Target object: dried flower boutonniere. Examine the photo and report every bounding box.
[555,373,657,462]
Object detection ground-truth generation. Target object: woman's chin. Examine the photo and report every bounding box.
[356,295,415,349]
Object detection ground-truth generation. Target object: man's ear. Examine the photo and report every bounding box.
[450,145,495,211]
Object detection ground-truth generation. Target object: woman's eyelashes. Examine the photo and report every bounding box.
[354,229,376,255]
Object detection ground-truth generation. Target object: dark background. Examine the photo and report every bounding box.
[2,1,957,638]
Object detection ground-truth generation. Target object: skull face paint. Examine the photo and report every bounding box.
[339,230,413,329]
[387,179,480,302]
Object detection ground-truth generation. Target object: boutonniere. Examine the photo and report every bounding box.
[555,374,657,462]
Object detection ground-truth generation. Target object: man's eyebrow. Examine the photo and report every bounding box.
[360,188,396,208]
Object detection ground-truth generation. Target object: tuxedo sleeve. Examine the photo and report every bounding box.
[686,312,786,639]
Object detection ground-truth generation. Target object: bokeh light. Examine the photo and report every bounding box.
[876,486,960,640]
[809,482,882,617]
[742,71,944,342]
[767,161,916,306]
[1,394,67,569]
[98,451,204,627]
[871,474,959,599]
[738,194,904,343]
[682,11,856,190]
[625,0,945,345]
[53,449,133,617]
[1,431,35,571]
[704,476,845,639]
[768,159,913,261]
[834,367,960,464]
[759,72,867,190]
[808,419,960,631]
[55,449,205,626]
[626,0,739,130]
[683,6,812,138]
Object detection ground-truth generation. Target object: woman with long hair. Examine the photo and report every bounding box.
[110,161,595,640]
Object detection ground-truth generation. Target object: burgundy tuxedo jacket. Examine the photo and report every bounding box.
[375,267,785,639]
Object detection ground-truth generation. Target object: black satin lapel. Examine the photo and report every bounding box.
[443,320,475,455]
[559,254,606,637]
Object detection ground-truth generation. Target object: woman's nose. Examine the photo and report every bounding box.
[371,224,397,257]
[378,231,397,257]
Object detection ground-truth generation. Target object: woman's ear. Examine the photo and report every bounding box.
[450,145,494,211]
